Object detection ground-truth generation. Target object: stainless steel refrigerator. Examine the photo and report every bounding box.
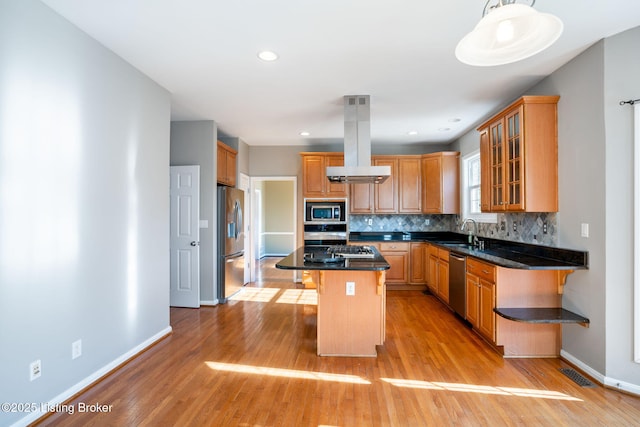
[217,186,245,303]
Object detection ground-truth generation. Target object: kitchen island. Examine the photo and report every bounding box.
[276,246,390,357]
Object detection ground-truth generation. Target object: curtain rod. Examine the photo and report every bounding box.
[620,99,640,105]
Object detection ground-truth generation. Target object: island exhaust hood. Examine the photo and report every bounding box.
[326,95,390,184]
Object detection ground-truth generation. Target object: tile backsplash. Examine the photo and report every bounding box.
[350,212,558,246]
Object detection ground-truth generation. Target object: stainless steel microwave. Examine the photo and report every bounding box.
[304,199,346,224]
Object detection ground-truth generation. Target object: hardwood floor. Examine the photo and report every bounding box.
[38,257,640,426]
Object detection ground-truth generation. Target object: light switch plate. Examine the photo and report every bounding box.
[581,223,590,238]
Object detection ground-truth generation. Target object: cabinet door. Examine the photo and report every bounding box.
[479,129,491,212]
[302,155,326,197]
[427,254,438,293]
[437,259,449,303]
[349,183,373,213]
[325,154,347,197]
[225,150,236,187]
[489,119,505,211]
[466,274,479,327]
[409,243,427,284]
[374,157,398,213]
[217,144,227,185]
[479,278,496,342]
[398,157,422,213]
[505,106,524,211]
[422,155,442,213]
[381,252,408,283]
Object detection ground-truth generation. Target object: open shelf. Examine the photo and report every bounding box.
[494,307,589,327]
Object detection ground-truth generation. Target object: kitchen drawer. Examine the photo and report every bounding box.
[437,248,450,260]
[379,242,410,252]
[467,258,496,282]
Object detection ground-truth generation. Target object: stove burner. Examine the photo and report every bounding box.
[327,245,376,259]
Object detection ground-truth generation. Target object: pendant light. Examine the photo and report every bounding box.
[455,0,563,66]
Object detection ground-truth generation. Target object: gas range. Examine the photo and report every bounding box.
[326,245,376,259]
[303,245,376,264]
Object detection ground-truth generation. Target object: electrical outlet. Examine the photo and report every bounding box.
[513,222,517,232]
[424,219,430,226]
[367,218,372,226]
[72,339,82,360]
[543,222,548,234]
[346,281,355,296]
[30,360,41,381]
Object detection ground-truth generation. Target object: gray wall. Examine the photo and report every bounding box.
[0,1,171,425]
[170,121,219,303]
[453,26,640,390]
[602,26,640,388]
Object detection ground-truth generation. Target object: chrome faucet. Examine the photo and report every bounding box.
[460,218,479,247]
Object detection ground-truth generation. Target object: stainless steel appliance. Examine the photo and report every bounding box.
[303,199,347,246]
[303,224,347,246]
[217,186,245,303]
[304,199,346,224]
[449,253,466,318]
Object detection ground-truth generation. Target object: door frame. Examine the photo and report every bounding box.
[248,176,297,283]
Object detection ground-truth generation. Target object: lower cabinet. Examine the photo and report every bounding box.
[409,243,429,285]
[465,258,496,344]
[378,242,409,284]
[427,245,449,303]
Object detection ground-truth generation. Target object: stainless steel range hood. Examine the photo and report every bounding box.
[326,95,390,184]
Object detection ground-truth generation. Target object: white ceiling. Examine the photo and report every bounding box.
[40,0,640,147]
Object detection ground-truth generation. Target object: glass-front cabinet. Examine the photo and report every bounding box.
[479,96,559,213]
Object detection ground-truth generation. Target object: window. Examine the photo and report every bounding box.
[461,150,497,223]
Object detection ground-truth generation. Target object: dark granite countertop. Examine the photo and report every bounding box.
[276,246,390,271]
[349,231,588,271]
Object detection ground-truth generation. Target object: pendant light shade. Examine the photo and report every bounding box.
[455,3,563,66]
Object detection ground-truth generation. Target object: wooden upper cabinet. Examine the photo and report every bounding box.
[349,182,374,213]
[479,129,491,212]
[398,156,422,213]
[477,95,559,212]
[217,141,237,187]
[301,153,347,198]
[373,156,398,213]
[421,152,460,214]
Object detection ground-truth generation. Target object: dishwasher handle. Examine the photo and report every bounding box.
[449,253,466,262]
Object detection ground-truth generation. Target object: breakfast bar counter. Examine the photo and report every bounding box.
[276,246,390,357]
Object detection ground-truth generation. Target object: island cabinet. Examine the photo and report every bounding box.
[477,95,559,212]
[217,141,237,187]
[421,152,460,214]
[301,152,347,198]
[427,245,449,303]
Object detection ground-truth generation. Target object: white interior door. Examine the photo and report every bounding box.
[170,166,200,308]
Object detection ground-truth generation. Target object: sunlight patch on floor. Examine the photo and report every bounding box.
[381,378,582,401]
[229,287,280,302]
[276,289,318,305]
[206,361,371,385]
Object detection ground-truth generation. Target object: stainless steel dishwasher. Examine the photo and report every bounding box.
[449,253,466,318]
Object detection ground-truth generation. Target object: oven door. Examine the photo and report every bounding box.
[303,231,347,247]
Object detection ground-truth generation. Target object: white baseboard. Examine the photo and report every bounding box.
[561,349,640,396]
[12,326,172,427]
[200,299,219,306]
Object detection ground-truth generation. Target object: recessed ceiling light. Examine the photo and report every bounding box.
[257,50,279,61]
[300,131,310,137]
[448,118,461,123]
[438,127,451,132]
[407,131,418,136]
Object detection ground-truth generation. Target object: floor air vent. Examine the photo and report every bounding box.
[559,368,596,387]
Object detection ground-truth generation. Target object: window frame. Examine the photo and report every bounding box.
[461,150,497,223]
